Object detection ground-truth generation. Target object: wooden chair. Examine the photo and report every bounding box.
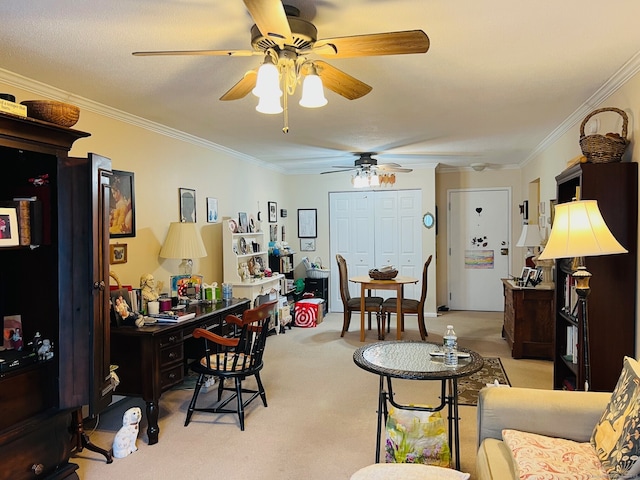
[184,300,277,431]
[381,255,432,340]
[336,254,384,338]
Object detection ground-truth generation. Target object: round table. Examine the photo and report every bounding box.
[353,341,484,470]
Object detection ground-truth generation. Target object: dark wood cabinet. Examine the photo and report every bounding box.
[305,276,329,313]
[501,279,554,359]
[553,162,637,392]
[0,113,111,479]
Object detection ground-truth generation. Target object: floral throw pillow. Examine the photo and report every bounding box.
[591,356,640,479]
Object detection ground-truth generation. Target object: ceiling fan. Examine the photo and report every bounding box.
[321,153,412,187]
[133,0,430,132]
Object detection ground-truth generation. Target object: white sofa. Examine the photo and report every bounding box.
[475,386,612,480]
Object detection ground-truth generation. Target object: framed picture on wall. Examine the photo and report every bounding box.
[110,243,128,264]
[298,208,317,238]
[0,207,19,247]
[109,170,136,238]
[179,188,196,222]
[268,202,277,223]
[206,197,218,223]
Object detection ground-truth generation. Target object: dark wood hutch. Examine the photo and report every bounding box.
[0,112,112,479]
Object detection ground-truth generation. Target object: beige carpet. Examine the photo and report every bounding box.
[73,310,552,479]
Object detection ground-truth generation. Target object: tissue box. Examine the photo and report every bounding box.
[294,299,324,327]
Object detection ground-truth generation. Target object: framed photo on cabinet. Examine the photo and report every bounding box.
[109,170,136,238]
[0,207,19,246]
[298,208,317,238]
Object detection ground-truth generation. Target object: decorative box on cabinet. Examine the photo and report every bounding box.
[0,113,112,478]
[552,162,637,392]
[222,217,283,306]
[501,279,553,359]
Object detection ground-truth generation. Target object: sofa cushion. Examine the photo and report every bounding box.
[591,356,640,479]
[502,429,608,479]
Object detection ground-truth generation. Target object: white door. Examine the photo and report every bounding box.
[329,192,375,310]
[330,190,422,311]
[447,188,511,311]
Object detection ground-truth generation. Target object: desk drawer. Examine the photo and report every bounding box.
[159,343,183,367]
[158,331,183,349]
[160,364,184,390]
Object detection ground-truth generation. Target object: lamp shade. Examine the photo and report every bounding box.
[159,222,207,260]
[516,224,542,247]
[538,200,627,260]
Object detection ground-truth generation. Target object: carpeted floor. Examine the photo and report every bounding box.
[456,357,511,406]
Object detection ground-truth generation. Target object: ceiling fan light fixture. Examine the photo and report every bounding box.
[299,65,327,108]
[252,56,282,99]
[369,172,380,187]
[256,94,283,114]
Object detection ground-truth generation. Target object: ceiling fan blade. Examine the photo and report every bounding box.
[314,61,372,100]
[314,30,429,59]
[220,69,258,101]
[378,165,413,173]
[321,168,357,174]
[243,0,292,45]
[133,49,257,57]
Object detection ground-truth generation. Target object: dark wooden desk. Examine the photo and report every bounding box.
[110,299,250,444]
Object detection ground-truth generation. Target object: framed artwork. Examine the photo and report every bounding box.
[526,267,541,287]
[520,267,531,281]
[109,170,136,238]
[269,224,278,242]
[300,238,316,251]
[298,208,317,238]
[179,188,196,222]
[238,212,248,233]
[206,197,218,223]
[0,207,19,246]
[110,243,128,264]
[268,201,277,223]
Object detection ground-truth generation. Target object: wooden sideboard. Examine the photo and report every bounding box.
[501,279,554,359]
[110,299,250,444]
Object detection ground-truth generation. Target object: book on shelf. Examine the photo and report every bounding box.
[0,99,27,117]
[148,311,196,323]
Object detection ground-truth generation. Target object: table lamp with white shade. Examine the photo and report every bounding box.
[159,222,207,275]
[537,199,627,391]
[516,223,542,268]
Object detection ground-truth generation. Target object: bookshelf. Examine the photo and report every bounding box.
[552,162,637,392]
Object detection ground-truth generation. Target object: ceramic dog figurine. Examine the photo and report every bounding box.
[112,406,142,458]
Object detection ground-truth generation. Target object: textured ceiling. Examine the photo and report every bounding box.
[1,1,640,174]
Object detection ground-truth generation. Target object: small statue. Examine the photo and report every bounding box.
[112,407,142,459]
[140,273,160,302]
[38,339,54,360]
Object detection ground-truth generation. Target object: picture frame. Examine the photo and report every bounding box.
[298,208,317,238]
[110,243,128,264]
[0,207,19,247]
[269,224,278,242]
[268,201,277,223]
[206,197,218,223]
[109,170,136,238]
[300,238,316,252]
[179,188,196,223]
[238,212,248,233]
[526,267,541,287]
[520,267,531,282]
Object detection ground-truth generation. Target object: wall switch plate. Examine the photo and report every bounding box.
[280,209,287,217]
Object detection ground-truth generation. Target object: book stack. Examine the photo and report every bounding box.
[0,99,27,118]
[147,311,196,323]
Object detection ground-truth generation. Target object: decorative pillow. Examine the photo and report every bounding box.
[385,406,450,467]
[350,463,470,480]
[591,356,640,479]
[502,429,608,479]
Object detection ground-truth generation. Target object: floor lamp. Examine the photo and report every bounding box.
[538,200,627,391]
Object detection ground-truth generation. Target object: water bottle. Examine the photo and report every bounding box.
[443,324,458,367]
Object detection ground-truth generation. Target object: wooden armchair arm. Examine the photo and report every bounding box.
[192,328,239,347]
[225,314,243,327]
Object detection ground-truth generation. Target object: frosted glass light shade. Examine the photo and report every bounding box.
[252,61,281,98]
[538,200,627,260]
[256,95,283,114]
[299,74,327,108]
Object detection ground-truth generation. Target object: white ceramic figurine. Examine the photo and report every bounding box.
[112,407,142,459]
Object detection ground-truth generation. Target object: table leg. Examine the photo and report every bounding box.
[375,375,386,463]
[360,284,366,342]
[445,378,461,470]
[396,286,402,340]
[146,400,159,445]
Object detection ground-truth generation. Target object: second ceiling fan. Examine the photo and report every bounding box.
[133,0,430,131]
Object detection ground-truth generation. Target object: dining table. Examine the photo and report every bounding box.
[349,275,419,342]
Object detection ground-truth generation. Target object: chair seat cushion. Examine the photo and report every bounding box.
[200,352,250,372]
[347,297,383,310]
[382,297,419,313]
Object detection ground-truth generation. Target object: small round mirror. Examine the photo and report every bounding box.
[423,212,435,229]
